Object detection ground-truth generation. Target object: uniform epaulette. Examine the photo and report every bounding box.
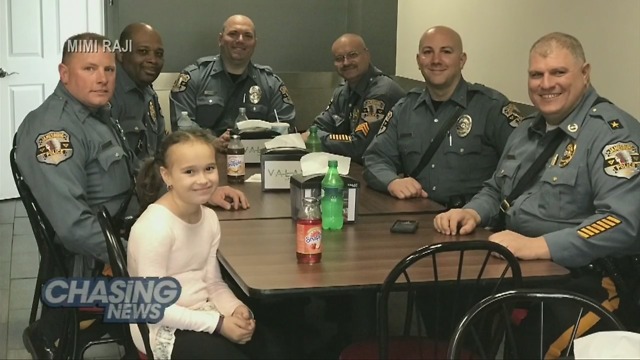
[407,87,423,95]
[182,63,199,73]
[520,112,537,123]
[394,96,410,107]
[469,83,508,102]
[195,56,216,66]
[587,102,631,132]
[47,96,67,123]
[588,101,618,121]
[252,63,274,74]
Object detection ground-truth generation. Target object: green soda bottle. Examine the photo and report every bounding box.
[306,125,323,152]
[321,160,344,230]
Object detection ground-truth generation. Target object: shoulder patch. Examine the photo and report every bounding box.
[361,99,386,123]
[577,215,622,239]
[171,72,190,93]
[35,130,73,165]
[601,141,640,179]
[377,111,393,135]
[279,85,294,105]
[607,119,623,130]
[502,102,523,128]
[324,96,334,112]
[354,122,370,137]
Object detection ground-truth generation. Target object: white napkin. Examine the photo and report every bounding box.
[237,119,272,131]
[245,174,262,183]
[300,152,350,176]
[264,133,306,150]
[574,331,640,359]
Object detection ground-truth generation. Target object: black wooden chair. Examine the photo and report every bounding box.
[339,240,523,360]
[10,141,126,359]
[447,289,627,359]
[97,206,154,359]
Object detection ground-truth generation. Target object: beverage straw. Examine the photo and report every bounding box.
[274,109,280,122]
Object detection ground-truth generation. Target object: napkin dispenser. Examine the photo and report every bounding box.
[260,147,307,191]
[290,173,359,223]
[239,129,279,164]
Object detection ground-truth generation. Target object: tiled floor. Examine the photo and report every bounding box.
[0,199,122,359]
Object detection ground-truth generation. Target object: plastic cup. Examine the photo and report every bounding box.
[271,122,289,135]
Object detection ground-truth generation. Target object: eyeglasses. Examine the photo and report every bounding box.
[333,51,360,63]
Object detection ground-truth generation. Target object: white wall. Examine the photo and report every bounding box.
[396,0,640,118]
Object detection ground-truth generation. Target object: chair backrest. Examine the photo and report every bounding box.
[9,143,70,277]
[447,289,626,359]
[97,206,154,360]
[96,206,127,277]
[377,240,523,359]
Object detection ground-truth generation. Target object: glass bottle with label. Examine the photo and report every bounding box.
[226,135,245,184]
[233,107,249,135]
[296,197,322,264]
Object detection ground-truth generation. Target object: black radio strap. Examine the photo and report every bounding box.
[410,92,476,178]
[499,128,565,213]
[499,96,611,214]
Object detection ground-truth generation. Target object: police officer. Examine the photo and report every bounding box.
[112,22,249,210]
[363,26,522,208]
[16,32,129,359]
[170,14,295,152]
[302,34,405,164]
[110,23,165,166]
[434,32,640,357]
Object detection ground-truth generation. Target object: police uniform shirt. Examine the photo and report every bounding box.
[313,65,406,164]
[111,63,165,167]
[15,82,133,266]
[466,87,640,268]
[363,78,521,205]
[169,55,295,136]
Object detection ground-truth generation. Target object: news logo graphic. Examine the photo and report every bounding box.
[42,277,181,323]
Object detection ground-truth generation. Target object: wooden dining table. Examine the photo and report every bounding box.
[218,213,570,298]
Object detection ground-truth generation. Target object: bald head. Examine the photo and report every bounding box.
[119,23,159,46]
[221,15,256,37]
[419,26,463,53]
[332,33,367,50]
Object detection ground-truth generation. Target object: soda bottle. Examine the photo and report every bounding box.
[296,197,322,264]
[305,125,323,152]
[227,134,245,184]
[232,107,249,135]
[321,160,344,230]
[177,111,199,130]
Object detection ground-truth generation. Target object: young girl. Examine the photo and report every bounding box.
[129,129,277,359]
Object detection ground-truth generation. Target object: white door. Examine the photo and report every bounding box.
[0,0,104,200]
